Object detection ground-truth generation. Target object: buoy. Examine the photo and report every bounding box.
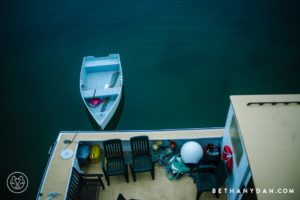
[152,144,159,150]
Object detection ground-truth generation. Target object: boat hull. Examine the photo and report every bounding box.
[79,54,123,130]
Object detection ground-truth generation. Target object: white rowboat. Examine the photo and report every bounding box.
[79,54,123,130]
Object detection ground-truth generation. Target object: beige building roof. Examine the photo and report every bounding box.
[230,94,300,200]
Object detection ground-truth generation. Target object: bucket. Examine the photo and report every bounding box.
[77,145,90,167]
[89,144,101,163]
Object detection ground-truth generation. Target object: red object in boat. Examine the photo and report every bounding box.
[88,98,103,107]
[222,145,233,173]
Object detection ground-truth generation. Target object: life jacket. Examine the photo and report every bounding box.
[222,145,233,173]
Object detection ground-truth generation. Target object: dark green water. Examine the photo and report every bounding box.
[1,0,299,198]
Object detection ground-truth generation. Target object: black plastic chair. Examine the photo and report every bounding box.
[66,167,105,200]
[195,160,229,200]
[117,193,127,200]
[116,193,139,200]
[129,136,154,181]
[102,139,129,185]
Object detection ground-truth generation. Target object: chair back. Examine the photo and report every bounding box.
[117,193,127,200]
[66,167,81,200]
[130,136,150,157]
[103,139,124,160]
[215,160,229,186]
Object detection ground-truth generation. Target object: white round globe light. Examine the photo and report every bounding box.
[180,141,203,164]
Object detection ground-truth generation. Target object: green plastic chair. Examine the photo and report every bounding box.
[195,160,229,200]
[129,136,155,181]
[66,167,105,200]
[102,139,129,185]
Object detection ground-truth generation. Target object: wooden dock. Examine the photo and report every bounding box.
[37,129,223,199]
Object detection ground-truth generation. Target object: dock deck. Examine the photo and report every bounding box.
[37,129,224,200]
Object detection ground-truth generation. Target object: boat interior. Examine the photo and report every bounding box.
[80,55,122,118]
[81,55,121,91]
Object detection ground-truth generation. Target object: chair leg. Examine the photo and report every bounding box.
[102,168,110,186]
[99,177,105,189]
[105,175,110,186]
[215,188,219,198]
[132,172,136,182]
[124,166,129,183]
[150,165,155,180]
[130,164,136,182]
[196,191,202,200]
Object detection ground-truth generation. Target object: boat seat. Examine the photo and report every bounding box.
[84,59,119,67]
[82,87,120,98]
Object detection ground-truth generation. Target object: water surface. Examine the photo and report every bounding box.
[1,0,299,198]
